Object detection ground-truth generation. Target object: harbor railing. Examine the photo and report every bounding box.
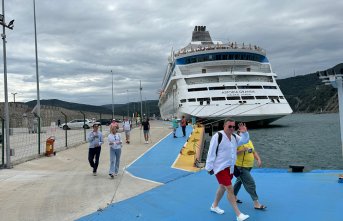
[0,109,114,168]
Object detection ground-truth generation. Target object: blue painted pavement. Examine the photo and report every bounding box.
[126,125,194,183]
[78,124,343,221]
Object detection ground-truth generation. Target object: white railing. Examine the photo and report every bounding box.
[175,42,266,57]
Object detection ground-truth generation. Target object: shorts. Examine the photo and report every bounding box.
[215,167,233,186]
[143,130,149,135]
[125,130,130,136]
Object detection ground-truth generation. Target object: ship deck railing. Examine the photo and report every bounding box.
[175,42,266,57]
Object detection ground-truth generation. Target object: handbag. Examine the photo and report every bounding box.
[233,165,241,177]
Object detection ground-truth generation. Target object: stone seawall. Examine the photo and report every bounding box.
[0,103,114,128]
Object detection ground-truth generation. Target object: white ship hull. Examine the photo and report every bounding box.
[158,26,293,125]
[159,83,292,125]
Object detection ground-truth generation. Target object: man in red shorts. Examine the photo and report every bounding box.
[205,119,250,221]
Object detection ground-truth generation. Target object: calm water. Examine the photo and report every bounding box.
[249,113,343,171]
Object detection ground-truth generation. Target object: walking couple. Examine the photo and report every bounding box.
[206,119,266,221]
[87,123,123,179]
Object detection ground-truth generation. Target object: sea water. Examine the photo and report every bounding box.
[249,113,343,171]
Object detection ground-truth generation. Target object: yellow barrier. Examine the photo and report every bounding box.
[172,125,204,172]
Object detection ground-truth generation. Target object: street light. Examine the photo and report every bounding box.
[140,80,143,120]
[0,15,14,30]
[33,0,41,154]
[317,63,343,157]
[0,0,15,168]
[126,90,129,117]
[144,96,147,118]
[111,70,114,119]
[11,92,17,103]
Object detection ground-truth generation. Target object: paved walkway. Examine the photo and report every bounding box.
[0,120,173,221]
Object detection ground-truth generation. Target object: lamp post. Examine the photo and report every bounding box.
[317,63,343,157]
[144,96,147,118]
[0,0,14,168]
[126,90,129,117]
[11,92,17,103]
[140,80,143,121]
[33,0,41,154]
[133,100,135,117]
[111,70,114,119]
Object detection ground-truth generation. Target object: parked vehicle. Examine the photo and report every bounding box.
[113,119,122,123]
[59,119,99,130]
[97,119,112,126]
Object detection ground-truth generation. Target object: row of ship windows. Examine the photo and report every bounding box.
[188,85,277,92]
[180,95,284,103]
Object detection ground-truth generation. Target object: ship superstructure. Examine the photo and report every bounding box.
[158,26,292,125]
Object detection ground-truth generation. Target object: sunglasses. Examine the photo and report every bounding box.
[228,125,235,129]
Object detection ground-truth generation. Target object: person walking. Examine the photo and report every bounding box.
[172,116,179,138]
[108,124,122,178]
[87,124,103,176]
[205,120,250,221]
[181,115,187,137]
[234,132,266,210]
[123,117,132,144]
[141,117,150,144]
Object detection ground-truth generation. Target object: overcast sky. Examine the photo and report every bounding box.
[0,0,342,105]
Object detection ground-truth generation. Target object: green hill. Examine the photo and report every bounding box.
[26,99,160,117]
[26,99,112,114]
[102,100,160,117]
[277,74,338,113]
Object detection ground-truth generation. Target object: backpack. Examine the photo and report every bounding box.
[215,132,237,156]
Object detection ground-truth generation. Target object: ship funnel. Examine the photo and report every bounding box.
[192,26,213,43]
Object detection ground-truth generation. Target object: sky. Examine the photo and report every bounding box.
[0,0,342,106]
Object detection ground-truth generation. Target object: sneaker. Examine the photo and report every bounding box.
[109,174,114,179]
[114,173,118,176]
[93,172,97,176]
[210,205,224,215]
[237,213,249,221]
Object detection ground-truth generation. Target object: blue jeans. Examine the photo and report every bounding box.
[109,148,121,175]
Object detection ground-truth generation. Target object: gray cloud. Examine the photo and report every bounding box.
[0,0,342,105]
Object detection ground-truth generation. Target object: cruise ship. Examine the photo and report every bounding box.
[158,26,293,126]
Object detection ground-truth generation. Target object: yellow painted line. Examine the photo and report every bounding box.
[172,125,204,172]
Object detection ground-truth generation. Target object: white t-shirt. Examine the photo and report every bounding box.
[123,120,131,131]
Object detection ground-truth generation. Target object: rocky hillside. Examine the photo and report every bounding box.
[277,73,338,113]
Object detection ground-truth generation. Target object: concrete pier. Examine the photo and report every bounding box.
[0,120,171,221]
